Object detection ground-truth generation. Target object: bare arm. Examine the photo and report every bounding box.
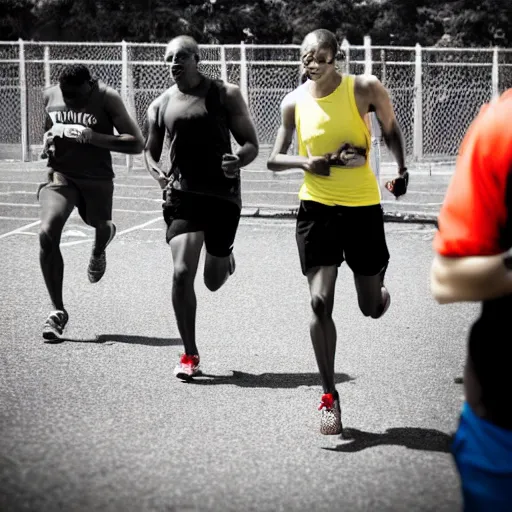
[430,252,512,303]
[267,94,312,172]
[143,96,168,187]
[86,88,144,154]
[365,76,406,171]
[224,84,259,167]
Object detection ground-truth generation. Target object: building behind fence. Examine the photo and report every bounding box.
[1,37,511,167]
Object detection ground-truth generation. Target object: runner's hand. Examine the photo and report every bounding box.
[156,173,170,189]
[144,150,169,189]
[75,128,93,144]
[221,153,241,178]
[305,146,330,176]
[385,169,409,198]
[40,130,55,159]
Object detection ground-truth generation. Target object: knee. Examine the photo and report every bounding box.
[39,224,61,252]
[173,264,195,288]
[310,294,329,318]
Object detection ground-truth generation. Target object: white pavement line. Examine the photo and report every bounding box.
[113,208,161,213]
[0,202,38,207]
[0,202,162,214]
[404,190,446,195]
[115,183,158,189]
[0,191,36,195]
[0,169,46,173]
[0,220,41,240]
[0,180,158,190]
[0,216,39,221]
[0,181,40,185]
[381,200,442,206]
[240,218,295,226]
[60,216,163,247]
[116,216,162,235]
[114,196,161,202]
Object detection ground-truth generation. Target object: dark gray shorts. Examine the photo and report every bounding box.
[38,171,113,226]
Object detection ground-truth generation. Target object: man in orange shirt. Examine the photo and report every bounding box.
[431,89,512,511]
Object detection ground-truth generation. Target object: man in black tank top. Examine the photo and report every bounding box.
[144,36,259,380]
[38,64,144,341]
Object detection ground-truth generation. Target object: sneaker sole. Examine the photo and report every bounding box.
[320,424,343,435]
[42,329,63,342]
[88,267,106,284]
[174,369,203,381]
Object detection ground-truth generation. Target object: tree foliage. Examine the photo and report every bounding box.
[1,0,510,47]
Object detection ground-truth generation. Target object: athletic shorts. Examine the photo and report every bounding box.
[38,171,113,226]
[296,200,390,276]
[162,189,241,257]
[452,402,512,511]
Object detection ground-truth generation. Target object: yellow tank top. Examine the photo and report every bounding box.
[295,75,381,206]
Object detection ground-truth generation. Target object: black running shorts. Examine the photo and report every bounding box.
[38,171,113,226]
[163,189,241,257]
[296,200,390,276]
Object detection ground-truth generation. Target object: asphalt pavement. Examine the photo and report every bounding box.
[0,167,477,512]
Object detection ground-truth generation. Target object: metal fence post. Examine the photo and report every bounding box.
[364,35,372,74]
[240,41,248,105]
[220,45,228,82]
[44,45,51,87]
[492,46,499,98]
[413,43,423,161]
[19,38,29,161]
[121,40,133,171]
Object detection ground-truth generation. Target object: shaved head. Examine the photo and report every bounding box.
[301,29,339,61]
[165,36,199,62]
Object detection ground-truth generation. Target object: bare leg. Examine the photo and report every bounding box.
[38,186,76,311]
[307,266,338,394]
[169,232,204,356]
[92,220,116,256]
[203,252,235,292]
[354,267,390,319]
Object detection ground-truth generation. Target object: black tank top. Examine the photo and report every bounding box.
[162,78,240,204]
[45,80,114,179]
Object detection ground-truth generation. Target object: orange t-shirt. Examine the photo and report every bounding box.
[434,89,512,257]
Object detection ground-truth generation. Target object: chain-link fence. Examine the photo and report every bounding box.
[1,39,511,165]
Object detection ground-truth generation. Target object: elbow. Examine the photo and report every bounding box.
[266,149,280,171]
[134,140,144,154]
[132,136,144,154]
[267,157,279,172]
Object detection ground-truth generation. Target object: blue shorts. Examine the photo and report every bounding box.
[452,402,512,511]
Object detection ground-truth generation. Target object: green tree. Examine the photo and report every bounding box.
[0,0,36,40]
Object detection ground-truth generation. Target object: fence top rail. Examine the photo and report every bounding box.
[0,40,511,53]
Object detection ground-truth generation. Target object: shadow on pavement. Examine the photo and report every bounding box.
[51,334,182,346]
[187,371,354,389]
[323,427,454,454]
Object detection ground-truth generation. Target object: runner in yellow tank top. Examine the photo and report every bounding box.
[296,73,379,206]
[268,29,408,436]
